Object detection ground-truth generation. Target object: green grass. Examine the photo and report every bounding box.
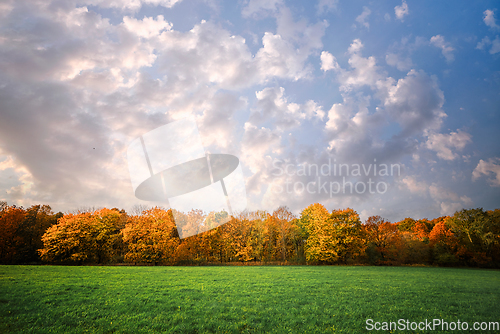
[0,265,499,333]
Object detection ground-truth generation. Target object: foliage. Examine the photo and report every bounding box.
[39,208,124,264]
[122,208,179,264]
[0,206,26,263]
[302,206,363,264]
[0,201,498,267]
[447,208,500,266]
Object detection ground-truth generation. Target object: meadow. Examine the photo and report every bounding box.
[0,265,499,333]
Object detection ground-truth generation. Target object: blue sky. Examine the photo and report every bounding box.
[0,0,499,222]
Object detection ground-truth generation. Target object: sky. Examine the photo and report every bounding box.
[0,0,499,222]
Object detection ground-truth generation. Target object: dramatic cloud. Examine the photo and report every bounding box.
[0,0,498,221]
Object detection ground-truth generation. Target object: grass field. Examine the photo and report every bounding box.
[0,265,499,333]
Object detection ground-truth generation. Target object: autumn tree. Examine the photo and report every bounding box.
[14,205,62,263]
[0,205,26,263]
[301,205,362,264]
[40,208,123,264]
[428,217,459,265]
[363,216,390,264]
[236,211,268,262]
[122,208,179,265]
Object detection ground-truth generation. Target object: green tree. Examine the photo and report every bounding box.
[448,208,498,266]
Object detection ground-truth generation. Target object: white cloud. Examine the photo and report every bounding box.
[381,70,446,136]
[384,36,426,72]
[317,0,338,15]
[123,15,172,38]
[324,94,387,157]
[249,87,324,131]
[394,1,409,21]
[399,176,472,216]
[472,158,500,186]
[483,9,499,29]
[254,7,328,81]
[303,100,326,120]
[439,202,464,216]
[240,123,282,195]
[255,33,311,81]
[476,35,500,54]
[477,11,500,55]
[430,35,455,62]
[320,51,340,72]
[81,0,182,11]
[429,184,462,202]
[157,20,256,89]
[401,176,427,194]
[197,92,247,151]
[0,5,164,82]
[275,7,328,51]
[429,184,472,215]
[477,36,491,50]
[491,36,500,54]
[386,53,413,71]
[355,7,371,29]
[425,130,472,160]
[323,39,449,170]
[337,39,386,91]
[348,39,364,54]
[241,0,283,18]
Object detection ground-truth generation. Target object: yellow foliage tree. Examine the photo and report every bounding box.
[301,205,362,264]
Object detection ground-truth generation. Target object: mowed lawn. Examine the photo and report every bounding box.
[0,265,499,333]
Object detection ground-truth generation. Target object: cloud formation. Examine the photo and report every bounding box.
[430,35,455,62]
[473,158,500,187]
[483,9,499,29]
[0,0,498,221]
[355,7,371,29]
[394,1,409,21]
[425,131,471,161]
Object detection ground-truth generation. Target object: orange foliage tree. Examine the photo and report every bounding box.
[122,208,179,264]
[40,208,124,264]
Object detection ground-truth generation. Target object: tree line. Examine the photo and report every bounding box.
[0,200,499,267]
